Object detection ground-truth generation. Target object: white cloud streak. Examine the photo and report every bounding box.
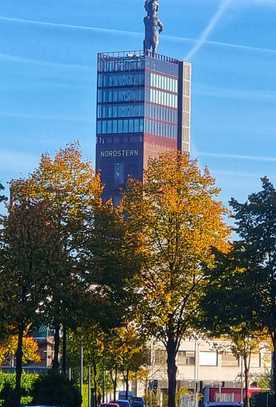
[0,52,89,70]
[0,15,142,37]
[198,152,276,163]
[0,12,276,70]
[186,0,233,59]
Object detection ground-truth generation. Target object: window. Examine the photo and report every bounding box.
[112,120,118,133]
[134,119,140,132]
[199,351,218,366]
[123,119,129,133]
[98,72,145,88]
[118,119,123,133]
[221,352,239,367]
[155,350,166,365]
[107,120,112,134]
[129,119,134,133]
[177,351,195,366]
[102,120,107,134]
[97,121,102,134]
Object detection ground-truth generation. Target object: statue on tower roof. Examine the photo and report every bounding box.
[144,0,163,55]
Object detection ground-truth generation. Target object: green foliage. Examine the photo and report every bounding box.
[0,372,38,406]
[31,371,81,407]
[0,183,6,204]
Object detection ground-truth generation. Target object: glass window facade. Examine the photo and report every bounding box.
[97,58,145,137]
[144,72,179,139]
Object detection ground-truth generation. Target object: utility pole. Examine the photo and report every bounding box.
[88,365,92,407]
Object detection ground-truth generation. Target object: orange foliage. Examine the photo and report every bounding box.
[0,336,41,365]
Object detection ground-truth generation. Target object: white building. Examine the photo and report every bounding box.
[136,338,271,402]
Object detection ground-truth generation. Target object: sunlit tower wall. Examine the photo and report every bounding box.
[96,51,191,201]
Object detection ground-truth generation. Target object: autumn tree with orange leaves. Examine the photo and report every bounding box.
[10,144,103,373]
[0,336,41,366]
[122,152,230,407]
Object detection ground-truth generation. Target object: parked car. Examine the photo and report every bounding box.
[111,399,130,407]
[100,401,120,407]
[206,404,242,407]
[118,391,134,401]
[132,397,145,407]
[100,403,120,407]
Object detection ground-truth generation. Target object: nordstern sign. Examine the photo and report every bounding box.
[100,149,139,158]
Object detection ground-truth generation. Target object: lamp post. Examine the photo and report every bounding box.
[80,344,84,399]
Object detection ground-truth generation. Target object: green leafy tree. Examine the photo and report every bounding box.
[0,183,6,204]
[199,247,267,407]
[228,177,276,399]
[122,152,230,407]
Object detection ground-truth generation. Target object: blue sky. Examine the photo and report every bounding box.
[0,0,276,205]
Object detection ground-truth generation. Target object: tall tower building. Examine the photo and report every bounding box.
[96,1,191,201]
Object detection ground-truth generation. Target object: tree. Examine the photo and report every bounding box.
[68,324,109,404]
[0,336,41,366]
[0,197,56,407]
[199,246,265,407]
[0,182,8,341]
[228,177,276,399]
[122,152,230,407]
[108,324,147,400]
[82,198,141,328]
[0,183,6,204]
[11,144,103,372]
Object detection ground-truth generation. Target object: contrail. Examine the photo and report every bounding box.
[0,15,141,37]
[198,152,276,163]
[0,52,89,70]
[1,12,276,70]
[186,0,233,59]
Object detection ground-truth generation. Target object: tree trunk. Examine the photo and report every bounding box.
[62,324,67,376]
[52,322,60,370]
[272,335,276,403]
[111,367,118,400]
[92,359,98,404]
[15,323,24,407]
[125,369,130,400]
[243,355,249,407]
[167,339,177,407]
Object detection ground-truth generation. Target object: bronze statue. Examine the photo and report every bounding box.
[144,0,163,54]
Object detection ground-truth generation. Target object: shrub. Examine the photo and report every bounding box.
[0,372,38,406]
[251,392,274,407]
[31,371,82,407]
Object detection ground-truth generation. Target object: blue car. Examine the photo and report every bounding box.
[132,397,145,407]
